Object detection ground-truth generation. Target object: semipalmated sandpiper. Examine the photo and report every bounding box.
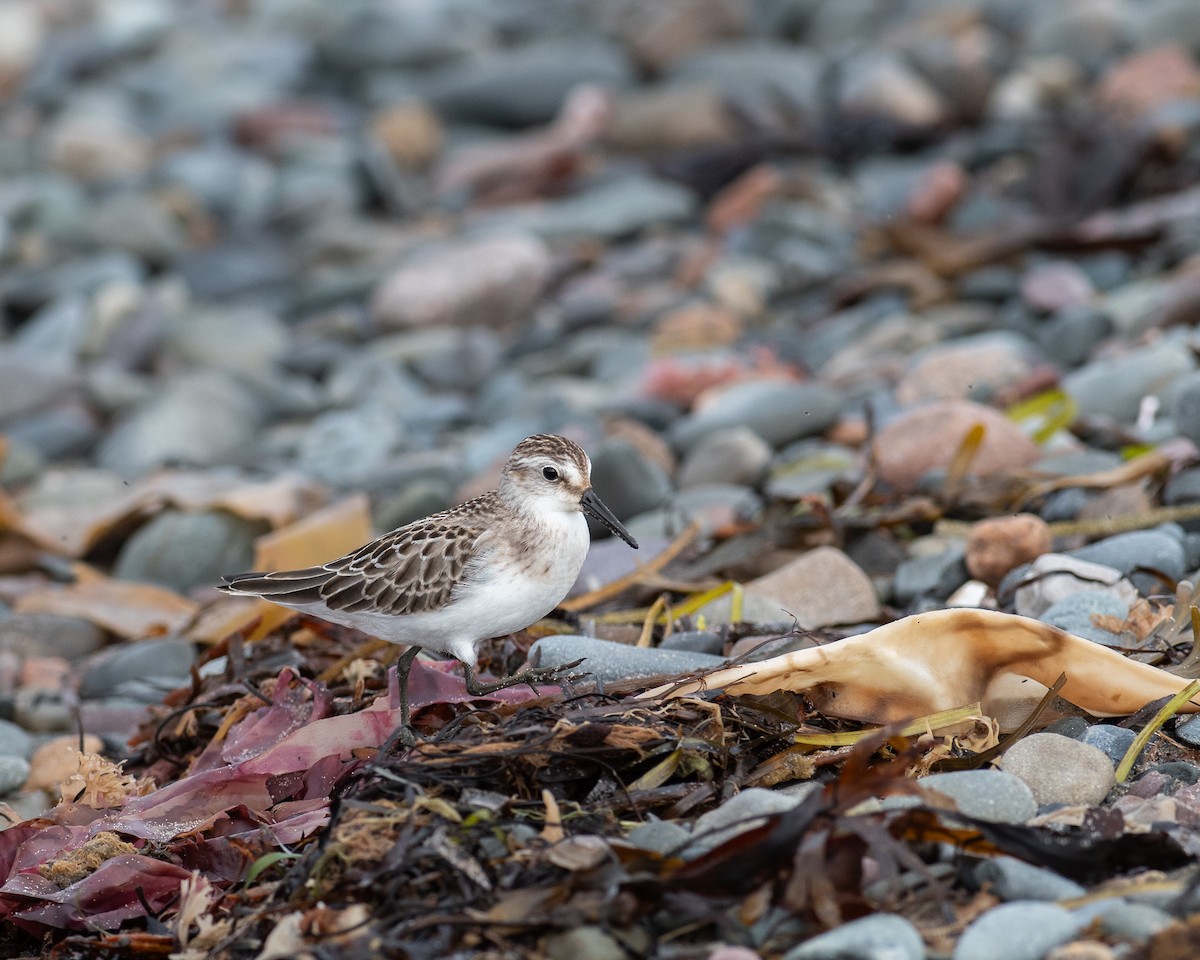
[219,434,638,745]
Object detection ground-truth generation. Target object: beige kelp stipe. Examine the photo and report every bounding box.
[643,608,1200,726]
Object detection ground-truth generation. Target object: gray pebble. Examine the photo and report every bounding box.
[658,631,724,656]
[1080,725,1137,765]
[1067,530,1187,593]
[1011,554,1139,620]
[952,901,1086,960]
[13,688,74,733]
[1061,338,1195,424]
[999,733,1115,807]
[587,439,672,523]
[919,769,1037,824]
[892,546,968,605]
[79,637,196,701]
[687,787,801,858]
[113,509,265,594]
[625,819,691,856]
[972,856,1085,902]
[1092,899,1176,940]
[669,380,843,452]
[0,614,105,661]
[677,426,772,489]
[783,913,924,960]
[1173,713,1200,748]
[0,719,35,760]
[530,636,724,684]
[0,756,31,797]
[1038,591,1131,647]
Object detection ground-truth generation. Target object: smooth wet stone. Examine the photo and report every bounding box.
[113,509,266,594]
[1038,592,1130,647]
[872,401,1040,494]
[97,371,262,475]
[1011,554,1140,620]
[1092,900,1176,940]
[371,232,551,331]
[0,756,31,796]
[783,914,924,960]
[668,43,823,118]
[297,406,405,488]
[953,902,1087,960]
[972,856,1086,902]
[424,38,634,126]
[1172,714,1200,749]
[78,638,197,701]
[530,636,724,684]
[1171,370,1200,447]
[669,380,842,452]
[625,818,691,855]
[677,427,772,489]
[965,514,1052,588]
[476,174,696,242]
[658,631,724,656]
[999,733,1115,807]
[766,441,861,500]
[1035,304,1115,368]
[587,438,673,522]
[0,614,105,662]
[739,547,881,629]
[1061,338,1195,423]
[893,545,968,604]
[167,305,288,375]
[1066,530,1187,593]
[686,787,801,857]
[0,720,34,760]
[919,769,1037,824]
[1081,725,1137,765]
[896,333,1038,406]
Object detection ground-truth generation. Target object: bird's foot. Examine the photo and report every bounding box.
[465,658,587,696]
[377,721,419,757]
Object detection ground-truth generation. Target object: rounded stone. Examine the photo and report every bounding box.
[0,614,105,661]
[676,426,772,488]
[0,756,31,796]
[919,769,1037,824]
[743,547,881,630]
[872,401,1040,494]
[529,636,724,684]
[1038,591,1130,647]
[998,733,1115,807]
[952,902,1086,960]
[783,914,924,960]
[966,514,1052,588]
[113,509,266,594]
[669,380,843,452]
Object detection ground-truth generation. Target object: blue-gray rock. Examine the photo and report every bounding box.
[677,427,773,489]
[4,402,99,461]
[1173,714,1200,748]
[587,439,672,523]
[176,240,294,301]
[167,305,288,376]
[669,43,823,118]
[1038,591,1130,646]
[1165,467,1200,507]
[1143,761,1200,787]
[669,380,842,452]
[0,756,30,796]
[1035,304,1114,368]
[113,509,266,594]
[1067,530,1187,593]
[0,613,105,661]
[919,770,1037,824]
[1061,338,1195,423]
[97,371,263,475]
[972,856,1086,902]
[298,405,404,488]
[0,353,76,423]
[1011,554,1139,620]
[1171,369,1200,447]
[952,901,1087,960]
[766,440,861,500]
[1081,724,1137,765]
[13,688,73,732]
[476,174,696,241]
[425,39,634,126]
[1043,716,1090,740]
[85,191,186,263]
[530,636,725,684]
[658,631,724,656]
[79,637,197,701]
[0,720,34,760]
[892,545,968,605]
[783,914,924,960]
[687,787,802,857]
[625,818,691,856]
[998,733,1115,807]
[1091,899,1176,940]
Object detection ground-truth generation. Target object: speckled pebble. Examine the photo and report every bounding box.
[999,734,1115,807]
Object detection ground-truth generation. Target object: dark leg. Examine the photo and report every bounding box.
[462,658,586,697]
[379,645,422,754]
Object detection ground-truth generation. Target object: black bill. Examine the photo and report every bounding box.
[581,488,638,548]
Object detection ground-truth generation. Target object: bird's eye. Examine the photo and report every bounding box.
[542,466,560,481]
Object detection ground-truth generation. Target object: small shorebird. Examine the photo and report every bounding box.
[219,434,638,745]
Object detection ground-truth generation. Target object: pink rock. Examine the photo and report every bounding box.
[370,233,551,330]
[1021,261,1095,312]
[906,161,967,225]
[1096,45,1200,118]
[873,400,1041,493]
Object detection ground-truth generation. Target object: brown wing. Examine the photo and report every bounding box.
[220,495,496,617]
